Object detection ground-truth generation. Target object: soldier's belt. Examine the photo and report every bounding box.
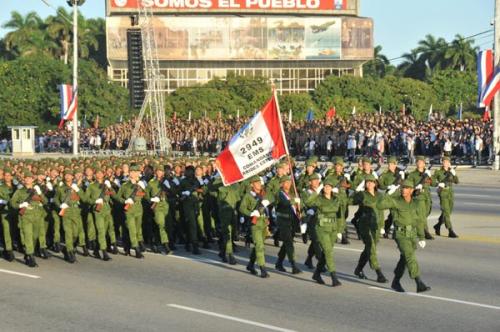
[395,225,415,233]
[318,217,335,224]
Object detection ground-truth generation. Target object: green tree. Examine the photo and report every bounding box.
[444,34,477,71]
[363,45,394,78]
[46,7,72,64]
[2,11,49,58]
[415,34,447,72]
[279,93,316,120]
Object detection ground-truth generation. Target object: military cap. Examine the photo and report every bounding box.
[309,156,319,163]
[277,161,288,169]
[364,174,377,183]
[3,167,13,174]
[361,157,371,164]
[416,156,426,162]
[323,177,336,187]
[309,173,321,181]
[154,164,164,172]
[279,175,292,184]
[24,170,34,177]
[442,156,451,162]
[63,169,74,176]
[305,158,316,167]
[387,156,398,164]
[401,179,414,188]
[248,175,261,183]
[333,157,344,166]
[130,165,141,172]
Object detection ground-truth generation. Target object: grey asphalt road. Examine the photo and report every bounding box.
[0,183,499,332]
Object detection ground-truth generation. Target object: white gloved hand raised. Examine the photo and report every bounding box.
[250,210,260,217]
[315,184,324,194]
[19,202,29,209]
[95,198,104,205]
[203,178,209,185]
[60,203,69,209]
[380,228,386,235]
[33,185,42,195]
[138,180,147,190]
[124,198,134,205]
[332,187,339,194]
[0,199,7,205]
[415,184,423,191]
[306,209,315,216]
[294,197,301,205]
[337,233,343,240]
[399,171,405,180]
[450,169,456,176]
[181,190,191,196]
[172,178,180,186]
[104,180,112,189]
[151,197,160,203]
[46,182,54,191]
[425,169,432,177]
[162,179,171,189]
[438,183,445,188]
[372,171,379,179]
[356,180,365,192]
[71,183,80,192]
[261,199,270,208]
[239,216,245,224]
[344,173,351,181]
[388,185,399,195]
[418,240,426,249]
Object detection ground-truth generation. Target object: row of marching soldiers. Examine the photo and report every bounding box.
[0,155,459,293]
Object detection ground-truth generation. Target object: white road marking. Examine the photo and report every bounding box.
[453,193,498,199]
[461,202,499,207]
[168,304,298,332]
[369,286,500,311]
[0,268,41,279]
[335,247,362,252]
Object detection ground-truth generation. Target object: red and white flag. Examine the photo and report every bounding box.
[483,106,491,122]
[58,84,78,129]
[216,93,287,186]
[326,107,336,120]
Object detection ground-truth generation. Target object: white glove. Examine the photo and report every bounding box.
[399,171,405,180]
[114,179,121,187]
[266,172,273,179]
[300,223,308,234]
[172,178,180,186]
[162,179,171,189]
[356,180,365,192]
[315,184,324,194]
[337,233,343,240]
[71,183,80,192]
[344,173,351,181]
[151,197,160,203]
[125,198,134,205]
[388,185,399,195]
[372,171,379,179]
[0,199,7,205]
[181,190,191,196]
[332,187,339,194]
[95,198,104,205]
[418,240,426,249]
[46,182,54,191]
[19,202,29,209]
[450,169,456,176]
[294,197,301,205]
[239,216,245,224]
[104,180,112,189]
[261,199,270,208]
[203,178,209,185]
[380,228,386,235]
[250,210,260,217]
[317,173,323,179]
[138,181,146,190]
[294,171,301,179]
[60,203,69,209]
[415,184,423,191]
[438,183,445,188]
[425,169,432,177]
[198,178,204,186]
[33,185,42,195]
[46,177,51,182]
[306,209,315,216]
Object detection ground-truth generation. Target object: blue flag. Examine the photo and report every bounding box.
[306,109,314,122]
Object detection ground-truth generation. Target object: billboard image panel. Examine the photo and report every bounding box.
[341,17,373,59]
[304,17,341,60]
[267,18,305,60]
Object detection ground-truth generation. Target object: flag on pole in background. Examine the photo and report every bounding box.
[477,50,494,107]
[457,103,463,121]
[326,107,336,120]
[237,109,240,119]
[352,106,356,116]
[305,109,314,122]
[288,109,292,123]
[215,93,287,186]
[483,106,491,122]
[427,104,433,121]
[480,69,500,107]
[58,84,78,129]
[188,111,192,121]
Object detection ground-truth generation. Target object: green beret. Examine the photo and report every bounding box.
[364,174,377,183]
[323,177,336,187]
[333,157,344,166]
[248,175,261,183]
[402,179,414,188]
[309,173,320,181]
[362,157,371,164]
[416,156,426,162]
[442,156,451,162]
[387,156,398,164]
[279,175,291,184]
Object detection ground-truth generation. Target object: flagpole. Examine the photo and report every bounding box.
[273,89,301,217]
[494,0,500,170]
[71,0,79,156]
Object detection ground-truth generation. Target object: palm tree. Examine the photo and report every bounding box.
[416,34,447,71]
[363,45,392,78]
[2,11,44,56]
[46,7,72,64]
[444,34,478,71]
[75,13,99,59]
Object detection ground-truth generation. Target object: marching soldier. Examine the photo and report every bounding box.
[377,180,431,293]
[433,157,459,238]
[0,167,16,261]
[378,156,406,237]
[266,161,289,247]
[215,177,240,265]
[325,157,351,244]
[407,156,434,240]
[302,173,323,269]
[179,165,203,255]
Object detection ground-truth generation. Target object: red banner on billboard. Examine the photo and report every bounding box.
[108,0,353,14]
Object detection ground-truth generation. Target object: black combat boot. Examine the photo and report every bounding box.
[433,218,442,236]
[302,233,308,244]
[228,254,237,265]
[330,272,342,287]
[67,250,76,264]
[169,243,177,251]
[341,232,350,245]
[376,269,388,283]
[163,243,171,255]
[94,248,101,259]
[40,248,49,259]
[135,247,144,259]
[291,261,302,274]
[391,277,405,292]
[312,268,325,285]
[448,229,459,238]
[3,250,15,262]
[304,254,314,269]
[275,258,286,272]
[415,277,431,293]
[26,254,38,268]
[424,230,434,240]
[62,247,70,262]
[139,241,146,252]
[111,243,119,255]
[192,244,201,255]
[88,240,96,251]
[246,262,258,275]
[82,245,89,257]
[273,233,280,247]
[102,250,112,261]
[354,266,368,279]
[52,242,61,253]
[202,239,210,249]
[151,244,160,254]
[185,243,192,252]
[260,266,270,278]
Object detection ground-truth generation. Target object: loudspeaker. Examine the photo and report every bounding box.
[127,29,145,109]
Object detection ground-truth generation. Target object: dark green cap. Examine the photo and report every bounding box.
[323,177,336,187]
[416,156,426,162]
[130,165,141,172]
[333,157,344,166]
[364,174,377,183]
[402,179,414,188]
[248,175,261,183]
[309,173,320,181]
[279,175,291,184]
[387,156,398,164]
[442,156,451,162]
[305,158,316,167]
[361,157,371,164]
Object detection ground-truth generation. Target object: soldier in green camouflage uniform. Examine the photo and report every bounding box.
[325,157,351,244]
[302,173,323,269]
[378,156,405,237]
[0,167,16,261]
[433,156,459,238]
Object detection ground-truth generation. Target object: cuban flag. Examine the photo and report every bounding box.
[477,50,494,107]
[216,93,288,186]
[58,84,78,128]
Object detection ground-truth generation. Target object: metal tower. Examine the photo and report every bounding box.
[127,5,168,154]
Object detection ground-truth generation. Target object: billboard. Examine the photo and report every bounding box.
[107,0,358,15]
[107,15,369,61]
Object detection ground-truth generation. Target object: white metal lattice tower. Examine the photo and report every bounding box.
[127,5,168,154]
